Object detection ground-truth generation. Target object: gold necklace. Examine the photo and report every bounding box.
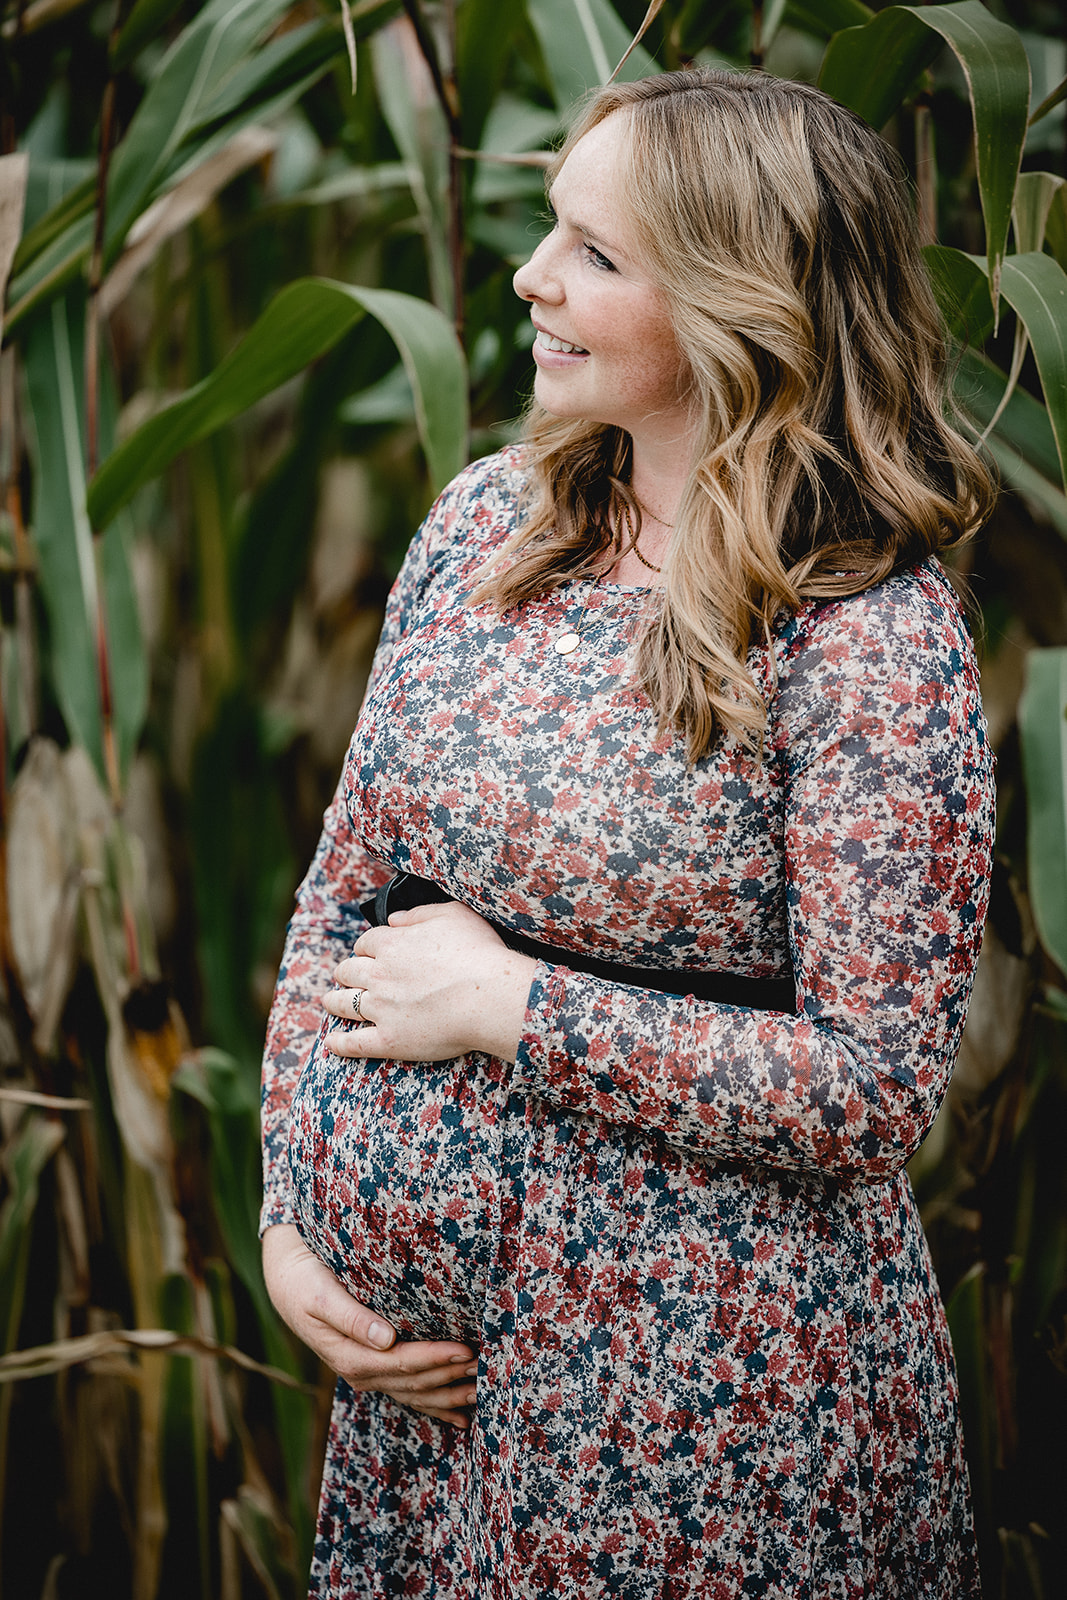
[630,542,662,574]
[554,572,605,655]
[633,494,675,531]
[619,501,666,575]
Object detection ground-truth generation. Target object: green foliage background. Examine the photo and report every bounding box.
[1,0,1066,1595]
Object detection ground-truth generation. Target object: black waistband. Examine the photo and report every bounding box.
[360,872,797,1015]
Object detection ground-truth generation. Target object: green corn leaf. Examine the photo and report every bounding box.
[457,0,523,150]
[110,0,189,72]
[371,20,453,317]
[937,246,1067,500]
[472,95,557,208]
[4,214,93,336]
[183,18,345,141]
[7,14,346,334]
[983,441,1067,541]
[923,244,995,346]
[1019,650,1067,979]
[5,0,296,328]
[87,278,468,527]
[1028,70,1067,130]
[820,2,1030,308]
[0,1111,65,1551]
[172,1051,263,1308]
[818,8,941,130]
[22,292,147,784]
[526,0,654,113]
[5,156,96,333]
[997,253,1067,491]
[951,346,1067,540]
[945,1265,994,1537]
[1047,186,1067,274]
[785,0,872,39]
[158,1272,212,1598]
[160,64,340,198]
[104,0,296,257]
[953,346,1061,487]
[340,361,416,426]
[9,169,94,281]
[1014,171,1066,255]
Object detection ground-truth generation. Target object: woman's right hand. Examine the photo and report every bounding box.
[262,1223,478,1428]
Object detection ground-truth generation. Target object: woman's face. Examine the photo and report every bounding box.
[513,112,693,452]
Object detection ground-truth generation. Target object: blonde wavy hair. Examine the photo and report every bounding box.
[473,67,994,761]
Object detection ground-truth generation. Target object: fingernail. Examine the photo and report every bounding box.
[465,1389,477,1405]
[465,1364,478,1377]
[367,1321,392,1349]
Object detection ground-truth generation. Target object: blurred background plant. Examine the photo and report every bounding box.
[0,0,1065,1595]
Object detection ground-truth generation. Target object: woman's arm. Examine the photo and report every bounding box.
[260,468,486,1399]
[260,457,478,1228]
[260,788,390,1231]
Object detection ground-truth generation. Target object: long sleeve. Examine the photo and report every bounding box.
[511,567,994,1184]
[259,471,473,1231]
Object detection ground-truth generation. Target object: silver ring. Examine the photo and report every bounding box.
[351,988,365,1021]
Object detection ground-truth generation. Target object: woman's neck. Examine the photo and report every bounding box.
[608,435,691,586]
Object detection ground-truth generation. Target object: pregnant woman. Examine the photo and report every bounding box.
[261,67,995,1599]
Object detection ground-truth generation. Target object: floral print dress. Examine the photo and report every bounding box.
[260,447,993,1600]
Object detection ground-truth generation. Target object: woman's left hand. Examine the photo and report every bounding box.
[323,901,535,1065]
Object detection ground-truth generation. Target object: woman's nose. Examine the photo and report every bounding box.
[513,233,562,305]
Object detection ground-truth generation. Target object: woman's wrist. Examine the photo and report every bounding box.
[462,947,536,1063]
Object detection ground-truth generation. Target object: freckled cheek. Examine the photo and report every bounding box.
[613,346,684,409]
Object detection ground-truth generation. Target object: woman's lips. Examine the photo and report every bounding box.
[536,329,588,354]
[532,328,590,367]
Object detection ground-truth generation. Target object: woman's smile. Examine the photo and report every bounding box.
[532,325,590,361]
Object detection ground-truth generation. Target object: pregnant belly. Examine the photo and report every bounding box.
[287,1024,503,1341]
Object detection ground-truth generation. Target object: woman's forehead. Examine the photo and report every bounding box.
[550,118,631,226]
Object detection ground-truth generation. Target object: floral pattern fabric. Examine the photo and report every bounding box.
[261,447,993,1599]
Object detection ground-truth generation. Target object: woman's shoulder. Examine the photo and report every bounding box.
[769,558,986,757]
[775,558,977,686]
[433,444,530,521]
[409,445,529,569]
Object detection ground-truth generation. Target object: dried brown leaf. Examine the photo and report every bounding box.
[954,923,1032,1097]
[0,0,92,41]
[125,756,177,946]
[454,147,552,169]
[221,1487,288,1600]
[338,0,357,94]
[6,738,80,1031]
[53,1145,90,1307]
[62,746,111,837]
[57,1335,136,1556]
[0,152,28,317]
[609,0,666,84]
[0,1327,314,1391]
[0,1087,91,1110]
[99,127,279,316]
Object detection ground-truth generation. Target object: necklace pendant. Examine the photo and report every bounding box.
[555,630,582,656]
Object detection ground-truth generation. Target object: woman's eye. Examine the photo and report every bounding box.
[583,242,616,272]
